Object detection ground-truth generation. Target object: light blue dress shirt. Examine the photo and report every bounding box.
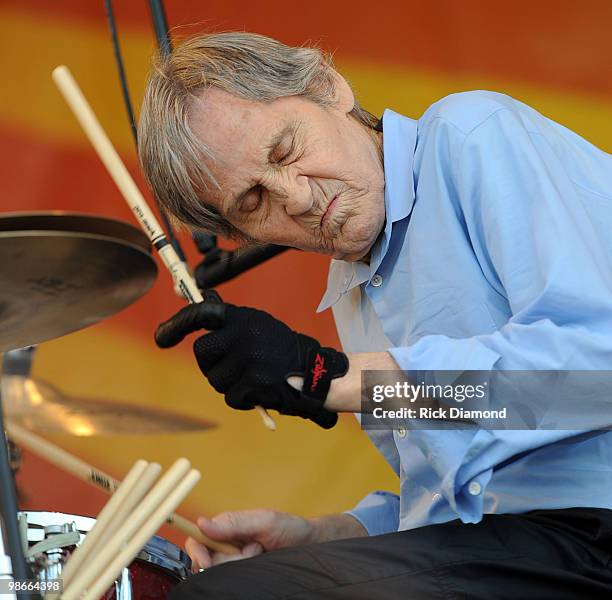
[317,91,612,535]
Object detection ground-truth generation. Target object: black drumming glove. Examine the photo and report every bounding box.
[155,291,348,429]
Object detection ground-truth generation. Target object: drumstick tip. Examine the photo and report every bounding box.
[52,64,70,81]
[256,407,276,431]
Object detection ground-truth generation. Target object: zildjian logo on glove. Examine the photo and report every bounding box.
[310,354,328,394]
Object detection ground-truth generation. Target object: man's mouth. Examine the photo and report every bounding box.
[320,195,339,227]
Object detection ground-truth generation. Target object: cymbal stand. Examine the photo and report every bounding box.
[0,349,38,598]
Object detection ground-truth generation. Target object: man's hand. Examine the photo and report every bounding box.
[186,510,367,570]
[155,292,349,428]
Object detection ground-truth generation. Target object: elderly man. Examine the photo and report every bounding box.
[138,32,612,599]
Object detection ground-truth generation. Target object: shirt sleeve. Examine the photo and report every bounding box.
[388,106,612,521]
[345,490,400,536]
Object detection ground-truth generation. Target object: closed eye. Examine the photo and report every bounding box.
[279,142,305,167]
[239,185,263,213]
[275,140,295,165]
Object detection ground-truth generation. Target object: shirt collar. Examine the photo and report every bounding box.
[317,109,417,312]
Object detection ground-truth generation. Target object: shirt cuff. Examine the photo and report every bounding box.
[344,490,400,537]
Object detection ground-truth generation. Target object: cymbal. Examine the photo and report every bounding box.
[2,376,216,436]
[0,212,152,251]
[0,212,157,351]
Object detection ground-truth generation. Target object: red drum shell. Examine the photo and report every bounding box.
[100,559,180,600]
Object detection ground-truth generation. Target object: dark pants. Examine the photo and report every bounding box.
[169,508,612,599]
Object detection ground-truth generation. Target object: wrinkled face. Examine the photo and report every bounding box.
[188,85,386,261]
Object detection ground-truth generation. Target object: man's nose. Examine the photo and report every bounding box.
[269,170,313,216]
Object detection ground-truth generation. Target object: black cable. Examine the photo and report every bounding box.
[148,0,173,56]
[103,0,187,262]
[103,0,138,144]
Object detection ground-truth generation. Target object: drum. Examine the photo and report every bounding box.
[19,511,191,599]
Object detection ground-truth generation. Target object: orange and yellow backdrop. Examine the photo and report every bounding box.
[1,0,611,546]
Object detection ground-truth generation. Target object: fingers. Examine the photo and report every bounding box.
[192,337,236,379]
[223,384,284,412]
[242,541,264,558]
[155,301,227,348]
[210,542,263,567]
[224,385,258,411]
[186,538,261,571]
[197,514,253,542]
[185,536,212,571]
[197,511,271,543]
[204,360,245,393]
[185,515,265,571]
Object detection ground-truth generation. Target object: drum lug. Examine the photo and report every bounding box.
[115,567,133,600]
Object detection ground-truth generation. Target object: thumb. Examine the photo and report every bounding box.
[155,302,227,348]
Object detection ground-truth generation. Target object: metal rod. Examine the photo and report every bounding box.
[196,244,290,289]
[0,379,37,598]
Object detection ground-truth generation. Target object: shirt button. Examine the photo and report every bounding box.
[397,427,407,438]
[371,274,383,287]
[468,481,482,496]
[432,493,441,502]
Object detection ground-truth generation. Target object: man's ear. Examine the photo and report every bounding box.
[329,69,355,114]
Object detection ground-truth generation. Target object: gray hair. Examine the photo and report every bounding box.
[137,31,378,239]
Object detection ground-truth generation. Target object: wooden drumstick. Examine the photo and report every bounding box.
[63,458,191,600]
[5,422,239,554]
[51,64,276,432]
[60,459,149,587]
[92,461,162,552]
[78,470,202,600]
